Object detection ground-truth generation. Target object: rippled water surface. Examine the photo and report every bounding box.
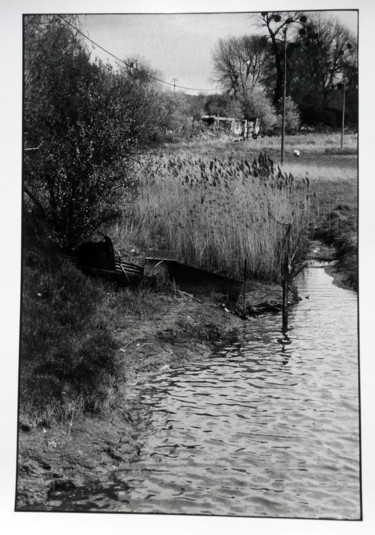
[49,266,360,518]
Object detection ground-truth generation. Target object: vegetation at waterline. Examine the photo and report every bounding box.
[274,146,358,290]
[20,222,175,426]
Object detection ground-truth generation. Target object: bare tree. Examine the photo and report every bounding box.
[213,35,269,98]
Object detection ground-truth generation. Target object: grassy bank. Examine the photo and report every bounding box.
[162,132,358,159]
[18,233,251,507]
[19,229,175,427]
[276,147,357,290]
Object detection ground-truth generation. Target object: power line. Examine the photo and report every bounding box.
[57,15,215,93]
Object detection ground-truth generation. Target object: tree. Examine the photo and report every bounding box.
[157,92,195,140]
[212,34,277,128]
[241,90,277,132]
[203,93,231,117]
[186,93,207,123]
[115,58,174,144]
[213,35,269,99]
[24,15,161,247]
[257,11,308,104]
[286,14,358,126]
[275,96,301,134]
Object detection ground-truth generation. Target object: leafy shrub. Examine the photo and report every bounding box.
[241,90,277,133]
[275,97,301,134]
[23,16,169,248]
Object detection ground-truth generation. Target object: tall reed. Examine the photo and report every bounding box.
[114,152,316,281]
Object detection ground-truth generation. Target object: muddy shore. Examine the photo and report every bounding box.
[16,277,296,509]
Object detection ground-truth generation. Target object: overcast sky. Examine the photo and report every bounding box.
[78,10,358,94]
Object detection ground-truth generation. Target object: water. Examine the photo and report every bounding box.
[48,265,360,518]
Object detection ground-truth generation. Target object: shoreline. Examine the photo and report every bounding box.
[17,292,245,509]
[16,249,356,509]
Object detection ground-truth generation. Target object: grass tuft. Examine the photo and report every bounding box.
[20,242,121,425]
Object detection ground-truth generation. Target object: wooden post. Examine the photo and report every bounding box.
[243,258,247,315]
[282,224,291,333]
[282,273,288,333]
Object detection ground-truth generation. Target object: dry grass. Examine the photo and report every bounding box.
[111,132,357,285]
[112,153,315,281]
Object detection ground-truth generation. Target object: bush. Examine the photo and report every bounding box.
[241,90,277,133]
[24,16,168,248]
[275,97,301,134]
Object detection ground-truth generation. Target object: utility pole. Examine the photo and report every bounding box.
[281,26,288,163]
[243,258,247,315]
[172,78,178,94]
[341,67,346,151]
[339,42,353,151]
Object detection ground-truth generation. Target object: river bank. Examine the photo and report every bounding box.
[16,238,356,509]
[16,255,359,516]
[17,277,291,509]
[307,239,357,291]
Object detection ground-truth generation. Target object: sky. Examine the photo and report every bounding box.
[78,10,358,94]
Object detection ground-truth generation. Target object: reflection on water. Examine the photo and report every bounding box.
[48,266,360,518]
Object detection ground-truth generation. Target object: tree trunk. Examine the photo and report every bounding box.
[270,37,284,105]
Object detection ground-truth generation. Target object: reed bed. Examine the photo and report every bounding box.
[114,153,316,282]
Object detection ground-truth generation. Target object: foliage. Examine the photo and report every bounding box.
[274,96,301,134]
[241,90,277,131]
[24,15,166,248]
[203,93,231,117]
[212,12,357,130]
[212,35,276,129]
[286,13,358,126]
[157,93,195,141]
[257,11,309,104]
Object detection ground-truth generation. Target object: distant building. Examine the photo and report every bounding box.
[200,115,260,138]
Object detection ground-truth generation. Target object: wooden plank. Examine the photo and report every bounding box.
[56,245,144,280]
[115,261,144,277]
[144,249,179,261]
